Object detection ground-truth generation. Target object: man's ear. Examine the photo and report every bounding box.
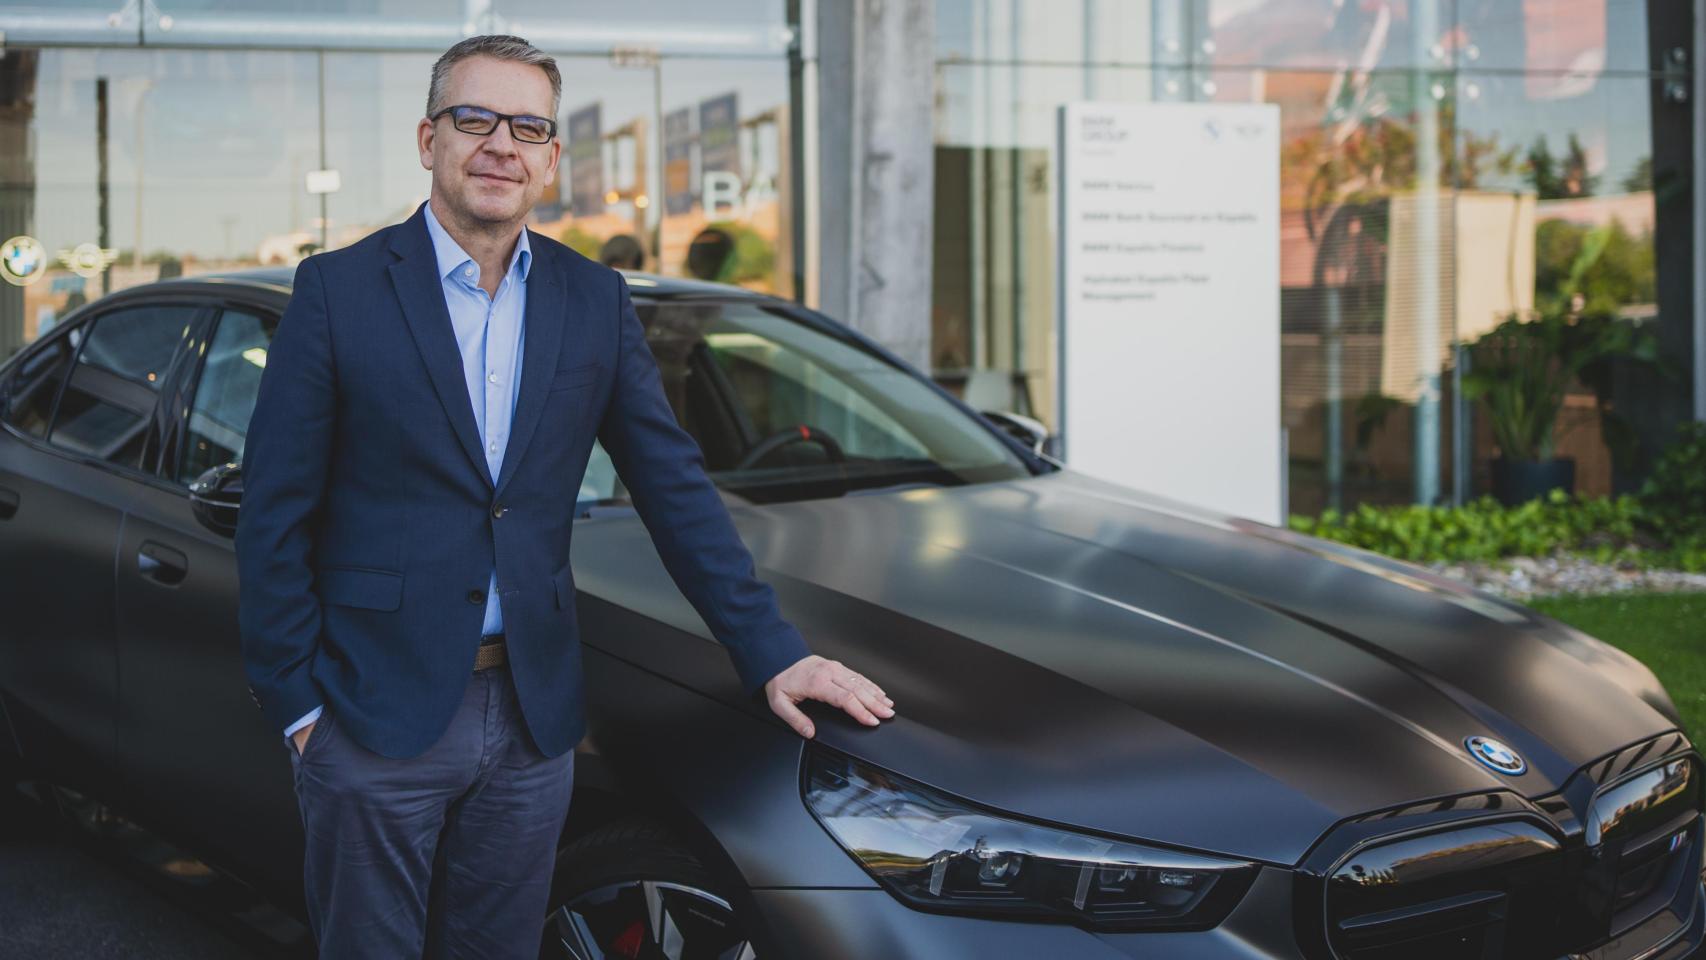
[417,118,436,171]
[542,138,562,187]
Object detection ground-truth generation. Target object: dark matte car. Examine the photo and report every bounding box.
[1,267,1702,960]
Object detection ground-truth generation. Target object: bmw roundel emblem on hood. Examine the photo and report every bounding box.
[1466,736,1526,776]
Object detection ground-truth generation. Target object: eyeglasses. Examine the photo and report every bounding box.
[430,104,557,144]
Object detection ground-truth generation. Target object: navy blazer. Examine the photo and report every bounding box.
[236,202,812,760]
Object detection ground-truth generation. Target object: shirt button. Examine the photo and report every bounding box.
[467,589,485,605]
[489,442,498,454]
[488,372,498,383]
[463,267,473,278]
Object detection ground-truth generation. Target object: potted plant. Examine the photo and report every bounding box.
[1462,305,1662,506]
[1463,221,1668,506]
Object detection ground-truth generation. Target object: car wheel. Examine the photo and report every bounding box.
[540,817,758,960]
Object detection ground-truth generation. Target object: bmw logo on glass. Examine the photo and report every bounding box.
[0,235,45,286]
[1466,736,1527,776]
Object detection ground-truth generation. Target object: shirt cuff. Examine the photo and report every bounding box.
[283,704,323,739]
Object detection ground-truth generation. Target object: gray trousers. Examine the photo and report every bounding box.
[287,665,575,959]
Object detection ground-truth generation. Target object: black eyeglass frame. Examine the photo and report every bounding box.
[429,104,558,144]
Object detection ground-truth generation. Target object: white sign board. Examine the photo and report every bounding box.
[305,169,342,195]
[1056,102,1282,525]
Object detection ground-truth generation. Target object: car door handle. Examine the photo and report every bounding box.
[0,486,16,520]
[137,540,188,586]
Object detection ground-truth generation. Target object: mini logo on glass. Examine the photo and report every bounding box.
[1466,736,1526,776]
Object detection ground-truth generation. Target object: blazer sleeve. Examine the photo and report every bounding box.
[235,255,336,732]
[595,272,812,696]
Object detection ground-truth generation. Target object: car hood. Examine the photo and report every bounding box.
[572,470,1681,865]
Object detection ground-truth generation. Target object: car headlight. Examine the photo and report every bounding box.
[802,749,1259,930]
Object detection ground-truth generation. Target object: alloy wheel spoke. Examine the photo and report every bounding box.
[552,879,747,960]
[641,880,688,960]
[551,904,604,960]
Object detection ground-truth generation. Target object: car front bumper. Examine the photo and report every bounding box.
[749,872,1706,960]
[750,867,1305,959]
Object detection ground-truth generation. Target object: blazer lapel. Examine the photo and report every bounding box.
[494,230,567,497]
[387,205,492,489]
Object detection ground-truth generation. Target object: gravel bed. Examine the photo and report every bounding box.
[1426,552,1706,601]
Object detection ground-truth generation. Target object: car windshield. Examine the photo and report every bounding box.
[578,299,1032,508]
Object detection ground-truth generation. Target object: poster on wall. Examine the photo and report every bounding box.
[566,103,604,218]
[1055,101,1282,525]
[698,93,741,180]
[663,107,694,216]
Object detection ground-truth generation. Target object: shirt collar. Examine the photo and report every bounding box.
[422,199,533,285]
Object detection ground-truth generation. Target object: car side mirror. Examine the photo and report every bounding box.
[981,410,1055,458]
[188,461,243,538]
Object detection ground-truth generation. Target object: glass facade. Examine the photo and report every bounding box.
[0,2,800,358]
[933,0,1694,514]
[0,1,1695,520]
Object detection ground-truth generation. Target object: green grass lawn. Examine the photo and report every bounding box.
[1527,592,1706,745]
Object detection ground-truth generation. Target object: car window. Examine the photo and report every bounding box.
[580,440,620,506]
[699,329,933,463]
[580,301,1028,505]
[1,326,82,439]
[47,304,199,470]
[178,308,277,484]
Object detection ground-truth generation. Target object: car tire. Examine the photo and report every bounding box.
[540,817,757,960]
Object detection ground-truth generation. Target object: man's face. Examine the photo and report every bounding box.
[417,55,561,227]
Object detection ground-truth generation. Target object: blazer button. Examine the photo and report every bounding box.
[492,503,507,519]
[467,589,485,605]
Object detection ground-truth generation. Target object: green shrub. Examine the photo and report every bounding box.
[1640,422,1706,539]
[1662,531,1706,573]
[558,224,604,261]
[1290,423,1706,571]
[701,220,775,285]
[1288,488,1686,568]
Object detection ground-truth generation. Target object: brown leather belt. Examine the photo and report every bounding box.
[474,634,507,672]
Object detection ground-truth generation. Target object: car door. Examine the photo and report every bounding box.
[112,300,305,905]
[0,300,204,799]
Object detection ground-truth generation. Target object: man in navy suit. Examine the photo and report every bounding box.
[236,34,894,959]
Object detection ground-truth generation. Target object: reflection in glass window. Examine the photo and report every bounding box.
[0,47,319,357]
[1194,0,1437,71]
[935,0,1158,66]
[496,0,788,55]
[579,440,620,506]
[1,330,79,439]
[701,330,932,463]
[179,309,276,483]
[138,1,463,50]
[1456,0,1649,74]
[655,58,794,298]
[0,2,140,47]
[932,61,1079,426]
[322,51,436,253]
[50,304,197,468]
[595,301,1027,505]
[542,58,657,273]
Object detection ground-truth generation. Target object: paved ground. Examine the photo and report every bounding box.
[0,785,280,959]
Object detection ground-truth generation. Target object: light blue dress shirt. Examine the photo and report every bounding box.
[284,200,531,739]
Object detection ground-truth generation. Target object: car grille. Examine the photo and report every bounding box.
[1295,733,1704,960]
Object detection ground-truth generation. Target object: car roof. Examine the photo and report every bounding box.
[186,266,774,303]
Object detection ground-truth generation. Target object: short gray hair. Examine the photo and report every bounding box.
[426,35,561,122]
